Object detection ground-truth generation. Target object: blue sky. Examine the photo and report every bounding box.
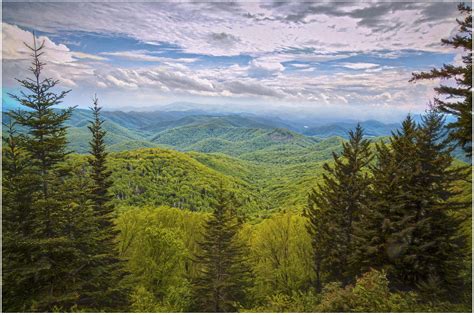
[2,1,465,121]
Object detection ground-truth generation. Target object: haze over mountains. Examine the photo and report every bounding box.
[6,105,468,164]
[3,107,402,153]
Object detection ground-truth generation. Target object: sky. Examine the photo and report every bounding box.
[1,1,466,122]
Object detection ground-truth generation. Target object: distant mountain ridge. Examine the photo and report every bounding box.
[0,107,424,151]
[4,107,467,163]
[302,120,401,138]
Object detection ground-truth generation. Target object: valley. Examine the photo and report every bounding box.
[63,109,378,215]
[49,108,468,222]
[4,107,469,219]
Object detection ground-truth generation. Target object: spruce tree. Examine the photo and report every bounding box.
[304,187,331,292]
[350,116,419,280]
[350,140,399,276]
[8,36,73,197]
[305,124,373,288]
[88,95,114,227]
[81,95,128,310]
[410,3,472,156]
[192,186,250,312]
[353,113,468,298]
[3,34,87,311]
[2,121,39,311]
[397,111,468,295]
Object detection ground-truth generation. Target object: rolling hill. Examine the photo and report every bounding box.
[4,106,471,217]
[5,107,469,164]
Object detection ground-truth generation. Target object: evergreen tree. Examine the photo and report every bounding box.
[351,116,419,280]
[2,121,39,311]
[8,35,73,198]
[353,113,468,298]
[192,186,250,312]
[397,111,468,296]
[350,140,399,276]
[304,188,330,292]
[410,3,472,156]
[3,34,87,311]
[81,95,128,310]
[88,95,114,227]
[305,124,373,288]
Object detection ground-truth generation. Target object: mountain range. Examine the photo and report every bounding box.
[3,107,469,163]
[63,108,400,151]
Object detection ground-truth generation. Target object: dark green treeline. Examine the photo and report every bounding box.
[2,37,125,312]
[305,113,470,307]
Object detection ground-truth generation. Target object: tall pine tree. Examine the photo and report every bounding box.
[352,113,468,299]
[351,116,420,281]
[3,34,91,311]
[192,185,250,312]
[305,124,373,288]
[2,121,39,310]
[80,95,128,310]
[88,95,114,228]
[398,111,468,296]
[410,3,472,156]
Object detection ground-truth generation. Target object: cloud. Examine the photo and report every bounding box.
[207,32,241,47]
[415,2,459,24]
[2,23,72,62]
[72,51,108,61]
[2,21,443,119]
[93,63,285,99]
[248,59,285,77]
[2,23,98,87]
[2,3,460,120]
[224,80,284,98]
[100,50,198,63]
[2,1,461,58]
[340,62,380,70]
[290,63,311,69]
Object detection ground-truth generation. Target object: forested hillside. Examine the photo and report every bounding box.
[2,108,394,155]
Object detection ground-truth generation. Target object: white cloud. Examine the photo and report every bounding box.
[2,2,461,57]
[72,51,108,61]
[100,50,197,63]
[2,23,72,63]
[290,63,311,68]
[2,1,459,120]
[2,22,100,87]
[248,59,284,77]
[340,62,380,70]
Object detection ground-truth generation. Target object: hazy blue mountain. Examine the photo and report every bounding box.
[3,107,468,163]
[302,120,401,138]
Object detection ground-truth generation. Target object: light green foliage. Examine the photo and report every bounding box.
[246,212,314,301]
[128,227,189,312]
[316,269,471,313]
[107,148,266,214]
[116,206,207,312]
[242,290,320,313]
[316,270,410,312]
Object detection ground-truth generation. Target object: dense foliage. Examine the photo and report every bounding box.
[191,186,251,312]
[305,124,373,289]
